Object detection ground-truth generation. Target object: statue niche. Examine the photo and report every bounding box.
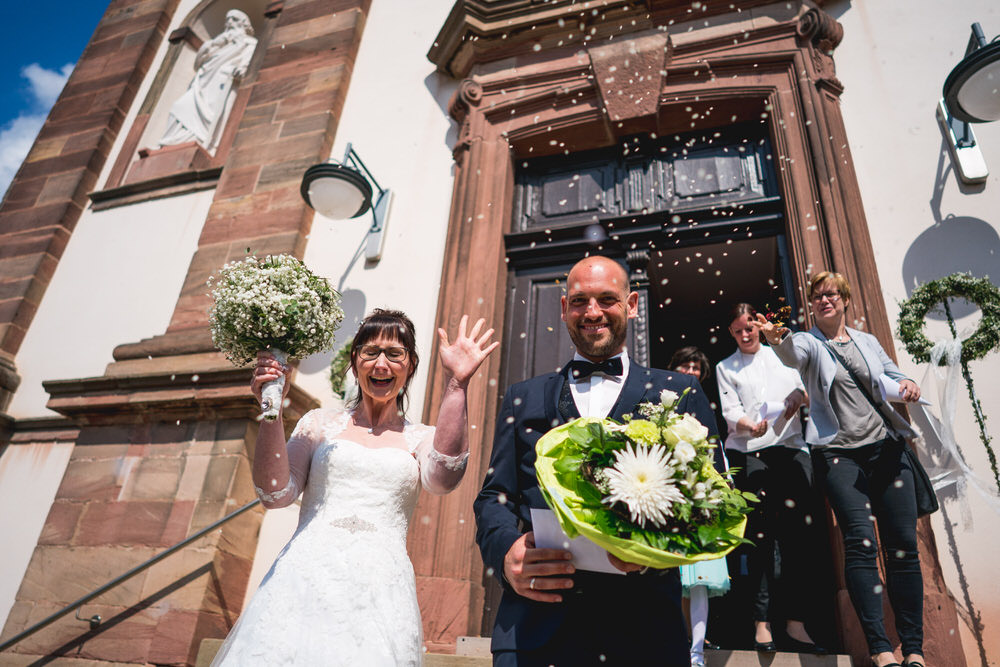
[159,9,258,152]
[119,7,258,188]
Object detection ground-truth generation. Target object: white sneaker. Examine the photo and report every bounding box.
[690,655,706,667]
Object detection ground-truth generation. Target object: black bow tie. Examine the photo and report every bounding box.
[566,357,624,381]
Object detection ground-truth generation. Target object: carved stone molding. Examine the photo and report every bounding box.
[797,8,844,52]
[167,25,204,50]
[797,8,843,86]
[447,79,483,160]
[588,33,671,122]
[626,249,651,366]
[448,78,483,123]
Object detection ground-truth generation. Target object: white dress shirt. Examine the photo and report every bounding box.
[715,345,807,453]
[568,351,629,418]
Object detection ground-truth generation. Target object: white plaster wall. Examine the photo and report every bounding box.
[247,0,460,590]
[8,190,212,417]
[0,442,75,631]
[297,0,459,418]
[830,2,1000,663]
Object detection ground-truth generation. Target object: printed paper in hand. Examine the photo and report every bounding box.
[529,507,625,575]
[878,374,931,405]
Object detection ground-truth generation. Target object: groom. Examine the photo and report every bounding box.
[474,256,720,666]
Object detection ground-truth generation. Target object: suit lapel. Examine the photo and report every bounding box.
[544,371,567,426]
[558,374,581,421]
[609,364,651,421]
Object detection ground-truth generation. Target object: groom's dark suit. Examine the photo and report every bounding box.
[474,359,720,666]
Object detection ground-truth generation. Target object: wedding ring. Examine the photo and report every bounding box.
[529,578,536,590]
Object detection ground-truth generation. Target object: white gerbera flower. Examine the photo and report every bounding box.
[603,444,685,527]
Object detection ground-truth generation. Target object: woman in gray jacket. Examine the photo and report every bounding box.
[756,272,925,667]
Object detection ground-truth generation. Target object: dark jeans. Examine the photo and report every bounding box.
[728,446,823,624]
[814,437,923,656]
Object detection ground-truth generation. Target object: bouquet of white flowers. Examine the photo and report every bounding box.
[535,389,756,568]
[208,254,344,420]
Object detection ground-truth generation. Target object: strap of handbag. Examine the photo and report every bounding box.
[808,332,938,514]
[807,331,902,436]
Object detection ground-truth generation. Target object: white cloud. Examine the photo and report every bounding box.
[23,63,75,109]
[0,63,74,199]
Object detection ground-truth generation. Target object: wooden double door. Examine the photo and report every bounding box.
[500,124,799,394]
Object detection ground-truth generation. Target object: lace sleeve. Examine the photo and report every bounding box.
[409,423,468,494]
[254,408,323,505]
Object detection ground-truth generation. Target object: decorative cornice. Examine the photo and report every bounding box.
[429,0,807,79]
[43,366,319,426]
[429,0,640,78]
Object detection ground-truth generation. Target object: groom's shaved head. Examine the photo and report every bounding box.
[565,256,630,296]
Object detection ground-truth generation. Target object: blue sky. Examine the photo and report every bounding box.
[0,3,107,197]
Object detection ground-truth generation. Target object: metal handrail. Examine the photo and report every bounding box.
[0,498,261,652]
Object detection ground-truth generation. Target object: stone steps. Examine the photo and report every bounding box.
[198,635,853,666]
[425,650,852,666]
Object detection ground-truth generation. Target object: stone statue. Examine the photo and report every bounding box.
[159,9,257,151]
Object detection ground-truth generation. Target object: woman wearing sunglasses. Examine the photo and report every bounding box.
[212,309,498,666]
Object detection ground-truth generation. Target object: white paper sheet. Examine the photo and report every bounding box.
[529,507,625,575]
[757,401,786,423]
[878,374,931,405]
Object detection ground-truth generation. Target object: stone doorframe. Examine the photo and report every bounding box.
[415,1,964,663]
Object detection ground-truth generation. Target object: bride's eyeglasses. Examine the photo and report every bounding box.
[358,345,408,362]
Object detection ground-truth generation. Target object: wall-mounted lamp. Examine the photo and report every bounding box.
[939,22,999,184]
[301,143,393,262]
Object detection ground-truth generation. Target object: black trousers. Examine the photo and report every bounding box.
[492,571,689,667]
[728,446,823,624]
[814,437,923,656]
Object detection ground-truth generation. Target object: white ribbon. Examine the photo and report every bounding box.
[909,330,1000,520]
[260,348,288,422]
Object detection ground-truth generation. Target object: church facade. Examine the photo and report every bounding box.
[1,1,998,665]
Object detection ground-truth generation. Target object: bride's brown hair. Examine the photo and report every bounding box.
[348,309,419,414]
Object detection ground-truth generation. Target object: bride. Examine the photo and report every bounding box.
[212,309,498,666]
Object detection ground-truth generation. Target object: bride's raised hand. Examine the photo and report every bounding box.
[751,312,788,346]
[438,314,500,385]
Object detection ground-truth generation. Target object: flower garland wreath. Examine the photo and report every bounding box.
[897,272,1000,493]
[897,273,1000,365]
[329,337,354,399]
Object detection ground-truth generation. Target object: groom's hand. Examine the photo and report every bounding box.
[503,532,574,603]
[606,553,643,573]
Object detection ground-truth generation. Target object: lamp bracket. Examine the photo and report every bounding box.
[937,99,989,185]
[342,143,386,198]
[365,189,393,263]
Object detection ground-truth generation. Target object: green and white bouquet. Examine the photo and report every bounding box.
[535,389,756,568]
[208,253,344,420]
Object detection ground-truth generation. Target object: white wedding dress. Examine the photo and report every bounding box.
[212,409,466,666]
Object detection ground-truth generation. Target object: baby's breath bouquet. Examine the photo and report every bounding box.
[535,389,756,568]
[208,254,344,420]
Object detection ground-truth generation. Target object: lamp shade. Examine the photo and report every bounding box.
[944,39,1000,123]
[300,162,373,219]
